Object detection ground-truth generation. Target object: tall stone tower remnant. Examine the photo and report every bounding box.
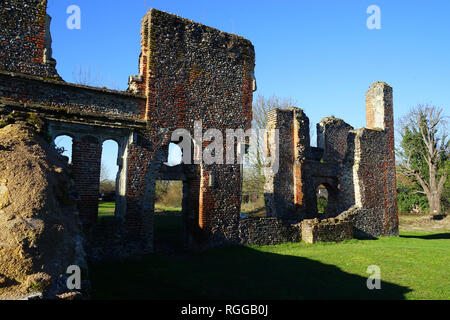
[264,82,399,238]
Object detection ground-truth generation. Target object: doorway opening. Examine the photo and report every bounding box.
[316,184,329,216]
[315,182,339,218]
[98,140,119,222]
[154,179,184,252]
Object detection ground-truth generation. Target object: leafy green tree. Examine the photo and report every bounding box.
[396,176,429,214]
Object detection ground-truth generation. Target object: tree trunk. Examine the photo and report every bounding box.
[427,191,441,216]
[427,161,442,216]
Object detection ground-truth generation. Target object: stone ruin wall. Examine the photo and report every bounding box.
[352,82,399,236]
[263,82,399,242]
[0,0,59,79]
[301,217,353,244]
[239,217,302,246]
[0,0,399,258]
[0,2,257,254]
[264,108,312,222]
[124,9,256,250]
[264,108,298,221]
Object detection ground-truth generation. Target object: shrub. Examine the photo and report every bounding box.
[317,197,328,214]
[397,182,428,214]
[156,181,182,208]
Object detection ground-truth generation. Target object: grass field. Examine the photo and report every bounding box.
[98,201,116,218]
[98,202,182,218]
[93,202,449,300]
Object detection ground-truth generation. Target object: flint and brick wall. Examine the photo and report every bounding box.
[239,218,301,246]
[301,217,353,244]
[124,132,164,251]
[363,82,398,235]
[264,109,295,220]
[1,0,399,252]
[265,108,311,221]
[125,9,255,248]
[0,1,146,123]
[317,117,354,162]
[0,0,59,78]
[0,72,147,122]
[315,117,354,214]
[1,1,258,251]
[340,82,398,237]
[141,9,254,130]
[72,136,102,229]
[266,82,399,239]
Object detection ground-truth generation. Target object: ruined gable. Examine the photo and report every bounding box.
[130,9,255,131]
[264,82,399,238]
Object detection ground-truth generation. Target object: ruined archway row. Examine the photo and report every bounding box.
[49,122,133,227]
[47,121,205,254]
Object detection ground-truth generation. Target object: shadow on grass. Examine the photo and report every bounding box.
[400,233,450,240]
[431,214,447,221]
[89,245,411,300]
[153,213,184,252]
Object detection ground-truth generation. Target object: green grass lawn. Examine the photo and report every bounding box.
[98,202,116,218]
[98,202,181,218]
[93,203,449,300]
[155,206,182,213]
[98,201,185,249]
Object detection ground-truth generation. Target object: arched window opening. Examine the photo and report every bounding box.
[54,135,73,163]
[98,140,119,221]
[316,184,329,215]
[164,143,183,167]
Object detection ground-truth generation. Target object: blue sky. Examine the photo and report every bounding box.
[48,0,450,179]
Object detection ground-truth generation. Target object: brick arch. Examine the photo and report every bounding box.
[168,131,197,166]
[99,136,123,149]
[128,135,202,250]
[52,132,76,141]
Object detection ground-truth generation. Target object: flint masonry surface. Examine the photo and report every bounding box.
[0,0,398,257]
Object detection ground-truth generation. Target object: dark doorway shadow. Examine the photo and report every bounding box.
[89,245,411,300]
[154,211,185,253]
[400,233,450,240]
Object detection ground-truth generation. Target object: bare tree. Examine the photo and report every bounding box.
[247,94,296,174]
[252,95,296,131]
[100,163,111,183]
[397,105,449,216]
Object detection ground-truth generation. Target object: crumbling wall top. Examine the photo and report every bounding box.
[135,8,255,130]
[0,0,60,79]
